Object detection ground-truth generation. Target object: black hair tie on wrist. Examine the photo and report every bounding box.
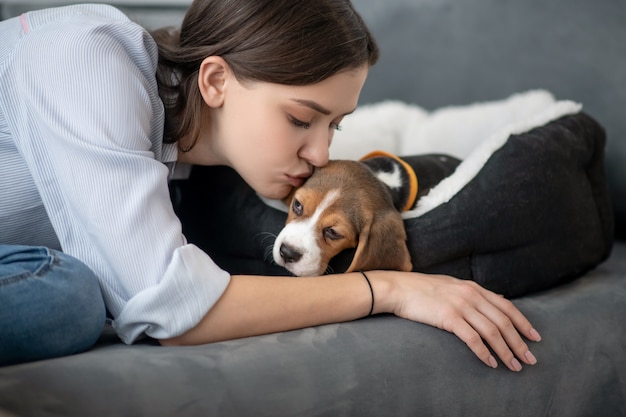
[360,270,375,317]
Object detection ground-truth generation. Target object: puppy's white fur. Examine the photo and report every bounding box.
[374,162,403,190]
[273,190,340,276]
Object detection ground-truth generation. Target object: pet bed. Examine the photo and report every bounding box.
[172,90,613,298]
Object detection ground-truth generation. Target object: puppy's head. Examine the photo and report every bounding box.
[273,160,413,276]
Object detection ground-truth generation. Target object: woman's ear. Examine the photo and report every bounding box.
[198,56,231,108]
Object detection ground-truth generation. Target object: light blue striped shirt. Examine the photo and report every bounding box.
[0,4,230,343]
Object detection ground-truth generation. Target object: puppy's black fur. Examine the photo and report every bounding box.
[361,154,461,211]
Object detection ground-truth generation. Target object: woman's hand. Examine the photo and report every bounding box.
[375,271,542,372]
[164,270,540,373]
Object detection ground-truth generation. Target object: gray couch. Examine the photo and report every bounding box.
[1,1,625,416]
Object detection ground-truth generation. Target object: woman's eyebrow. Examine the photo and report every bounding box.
[290,98,356,117]
[291,98,332,115]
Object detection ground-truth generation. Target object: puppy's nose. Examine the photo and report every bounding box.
[279,244,302,263]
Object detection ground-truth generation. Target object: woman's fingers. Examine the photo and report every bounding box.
[443,315,500,369]
[477,288,542,364]
[461,308,529,371]
[396,274,542,371]
[451,281,541,371]
[482,288,542,343]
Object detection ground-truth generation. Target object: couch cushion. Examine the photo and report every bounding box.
[1,243,625,417]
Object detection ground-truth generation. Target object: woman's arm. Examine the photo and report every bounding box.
[161,271,541,372]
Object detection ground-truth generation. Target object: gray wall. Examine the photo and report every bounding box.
[4,0,625,237]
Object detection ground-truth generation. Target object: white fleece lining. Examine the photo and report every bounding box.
[262,90,582,217]
[406,99,582,218]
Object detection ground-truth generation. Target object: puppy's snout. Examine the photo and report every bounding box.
[279,244,302,263]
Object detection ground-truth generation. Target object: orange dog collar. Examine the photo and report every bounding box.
[360,150,419,212]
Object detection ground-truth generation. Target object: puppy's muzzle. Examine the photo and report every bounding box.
[278,243,302,264]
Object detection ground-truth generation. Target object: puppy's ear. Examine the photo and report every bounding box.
[346,210,413,273]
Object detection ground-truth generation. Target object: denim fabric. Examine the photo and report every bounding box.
[0,245,106,366]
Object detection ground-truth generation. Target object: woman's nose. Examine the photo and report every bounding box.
[298,130,331,167]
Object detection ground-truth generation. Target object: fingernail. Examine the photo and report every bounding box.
[488,355,498,369]
[511,358,523,372]
[530,328,542,341]
[525,350,537,365]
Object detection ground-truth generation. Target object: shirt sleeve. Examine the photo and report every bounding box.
[7,5,230,343]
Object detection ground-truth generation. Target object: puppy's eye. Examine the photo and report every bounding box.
[292,199,303,216]
[323,227,344,241]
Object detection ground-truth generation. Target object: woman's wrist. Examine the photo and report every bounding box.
[361,270,396,315]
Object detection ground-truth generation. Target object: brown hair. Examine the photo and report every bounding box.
[151,0,379,146]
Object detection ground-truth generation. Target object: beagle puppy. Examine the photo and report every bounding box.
[273,151,461,276]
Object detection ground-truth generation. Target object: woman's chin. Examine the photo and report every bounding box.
[255,184,293,201]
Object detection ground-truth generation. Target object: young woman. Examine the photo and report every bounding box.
[0,0,541,370]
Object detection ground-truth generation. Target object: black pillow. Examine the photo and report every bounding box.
[170,112,613,298]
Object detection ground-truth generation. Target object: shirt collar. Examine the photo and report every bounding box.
[162,142,178,163]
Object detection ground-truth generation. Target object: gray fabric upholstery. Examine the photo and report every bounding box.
[1,244,625,416]
[1,1,625,416]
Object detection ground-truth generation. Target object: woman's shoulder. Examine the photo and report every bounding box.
[20,4,156,59]
[23,3,134,33]
[2,4,164,156]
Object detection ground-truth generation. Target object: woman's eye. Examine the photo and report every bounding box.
[289,116,311,130]
[323,227,344,241]
[292,199,304,216]
[330,122,342,131]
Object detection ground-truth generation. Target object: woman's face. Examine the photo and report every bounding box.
[202,66,369,200]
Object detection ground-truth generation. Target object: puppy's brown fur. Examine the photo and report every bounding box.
[281,160,412,274]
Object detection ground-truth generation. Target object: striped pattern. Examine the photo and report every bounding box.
[0,4,230,344]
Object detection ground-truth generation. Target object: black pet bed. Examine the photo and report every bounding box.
[170,93,613,298]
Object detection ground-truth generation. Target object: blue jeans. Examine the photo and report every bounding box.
[0,245,106,366]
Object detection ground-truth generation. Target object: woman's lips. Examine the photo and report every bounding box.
[286,174,309,188]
